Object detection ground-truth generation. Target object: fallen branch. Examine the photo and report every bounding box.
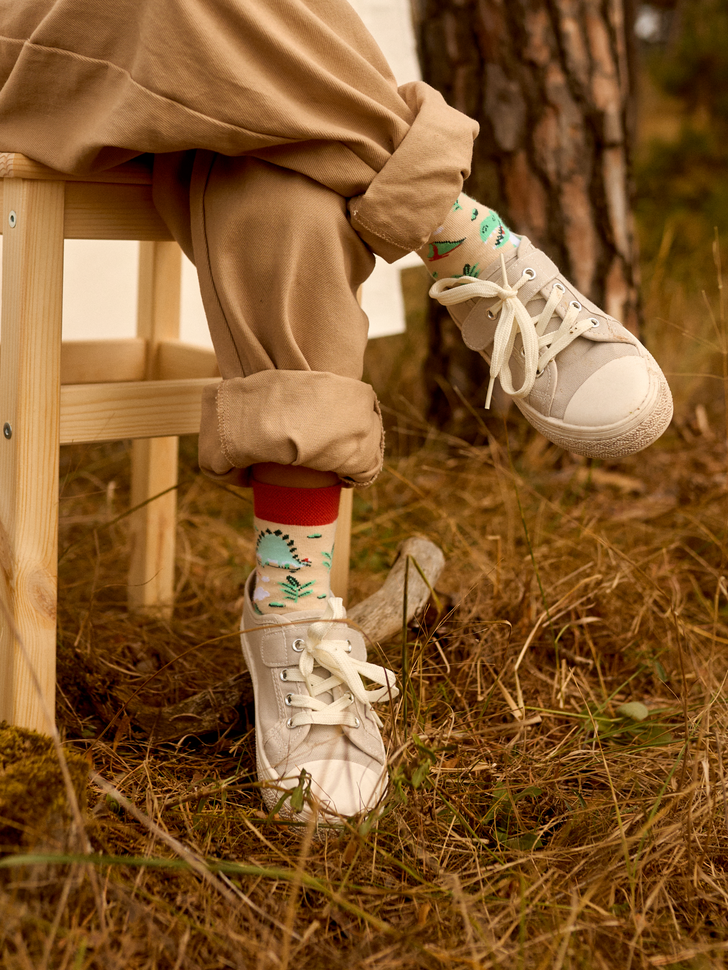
[347,535,446,642]
[129,536,445,742]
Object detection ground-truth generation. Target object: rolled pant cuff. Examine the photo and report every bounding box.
[348,81,479,263]
[198,371,385,488]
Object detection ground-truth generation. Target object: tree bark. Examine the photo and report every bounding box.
[413,0,641,431]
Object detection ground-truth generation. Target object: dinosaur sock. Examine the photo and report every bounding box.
[251,480,341,615]
[417,193,520,281]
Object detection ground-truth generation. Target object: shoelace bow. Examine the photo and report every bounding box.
[284,598,399,729]
[430,255,595,408]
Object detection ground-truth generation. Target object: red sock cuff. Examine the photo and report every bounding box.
[252,480,342,526]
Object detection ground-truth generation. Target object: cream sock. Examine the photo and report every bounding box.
[417,193,520,281]
[251,480,340,615]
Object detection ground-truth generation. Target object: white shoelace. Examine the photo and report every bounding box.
[283,598,399,730]
[430,255,595,408]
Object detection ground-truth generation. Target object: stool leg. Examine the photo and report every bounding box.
[127,241,182,617]
[330,487,353,606]
[0,178,64,733]
[128,436,178,616]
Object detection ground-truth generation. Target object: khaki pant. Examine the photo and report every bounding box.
[0,0,478,484]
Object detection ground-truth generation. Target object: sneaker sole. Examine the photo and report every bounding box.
[513,355,673,459]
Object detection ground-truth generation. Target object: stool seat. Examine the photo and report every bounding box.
[0,152,352,734]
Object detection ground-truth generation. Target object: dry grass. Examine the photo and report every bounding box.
[3,240,728,967]
[3,417,728,965]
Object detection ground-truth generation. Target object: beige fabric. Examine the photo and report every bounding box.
[0,0,478,483]
[199,370,385,487]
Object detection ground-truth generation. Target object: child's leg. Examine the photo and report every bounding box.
[152,152,397,821]
[167,151,384,488]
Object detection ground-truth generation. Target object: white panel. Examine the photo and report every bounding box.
[0,236,140,341]
[61,239,139,339]
[346,0,422,337]
[347,0,422,85]
[363,252,422,339]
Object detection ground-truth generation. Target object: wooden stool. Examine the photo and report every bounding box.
[0,153,352,734]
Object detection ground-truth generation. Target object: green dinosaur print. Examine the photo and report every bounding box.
[322,551,332,570]
[479,211,511,249]
[471,208,479,221]
[279,575,315,603]
[427,238,466,261]
[256,529,311,570]
[307,533,322,539]
[456,263,481,278]
[453,199,463,211]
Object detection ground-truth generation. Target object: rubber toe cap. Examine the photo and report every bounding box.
[299,759,387,818]
[562,356,651,428]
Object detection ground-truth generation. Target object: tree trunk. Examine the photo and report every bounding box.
[413,0,641,433]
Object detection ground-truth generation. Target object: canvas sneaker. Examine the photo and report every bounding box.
[430,236,673,458]
[240,572,398,824]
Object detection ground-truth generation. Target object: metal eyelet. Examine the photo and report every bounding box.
[284,694,293,706]
[353,717,361,728]
[286,717,295,729]
[523,267,536,280]
[345,640,353,654]
[590,317,600,328]
[292,638,305,653]
[569,300,582,311]
[487,309,496,320]
[280,669,289,681]
[553,282,565,293]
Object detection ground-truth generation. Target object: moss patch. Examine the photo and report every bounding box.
[0,723,88,850]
